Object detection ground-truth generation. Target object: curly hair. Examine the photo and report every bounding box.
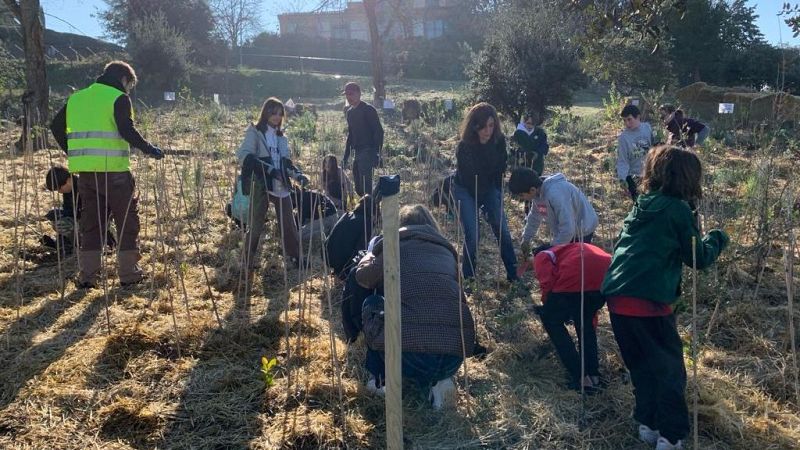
[640,145,703,202]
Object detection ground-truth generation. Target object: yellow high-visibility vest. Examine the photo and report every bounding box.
[66,82,131,172]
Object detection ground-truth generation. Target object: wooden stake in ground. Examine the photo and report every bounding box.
[691,236,699,449]
[379,175,403,450]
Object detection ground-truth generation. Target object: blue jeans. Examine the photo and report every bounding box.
[451,183,517,281]
[365,349,463,390]
[362,295,463,389]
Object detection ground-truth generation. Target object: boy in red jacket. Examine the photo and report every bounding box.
[532,242,611,392]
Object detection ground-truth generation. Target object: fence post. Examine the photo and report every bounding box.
[379,175,402,450]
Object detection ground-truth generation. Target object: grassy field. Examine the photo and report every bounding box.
[0,88,798,449]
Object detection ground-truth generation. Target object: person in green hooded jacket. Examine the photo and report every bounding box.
[601,145,728,450]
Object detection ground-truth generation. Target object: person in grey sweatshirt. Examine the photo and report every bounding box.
[508,168,598,257]
[617,104,653,201]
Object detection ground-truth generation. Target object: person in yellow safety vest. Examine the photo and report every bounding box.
[50,60,164,288]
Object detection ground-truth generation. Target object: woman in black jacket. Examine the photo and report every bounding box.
[452,103,517,282]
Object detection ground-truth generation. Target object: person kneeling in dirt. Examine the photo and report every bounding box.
[324,193,380,280]
[355,204,475,409]
[508,168,598,259]
[289,185,339,243]
[237,97,309,270]
[528,242,610,393]
[43,166,117,256]
[659,104,710,148]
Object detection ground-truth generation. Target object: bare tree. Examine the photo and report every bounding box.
[316,0,405,107]
[210,0,263,48]
[3,0,48,150]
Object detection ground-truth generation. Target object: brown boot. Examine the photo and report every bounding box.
[77,250,102,287]
[117,249,144,285]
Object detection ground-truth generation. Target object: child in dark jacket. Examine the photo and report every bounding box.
[43,166,116,254]
[601,145,728,450]
[532,243,611,392]
[659,104,709,148]
[513,113,549,176]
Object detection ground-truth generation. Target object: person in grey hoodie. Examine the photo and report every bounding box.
[237,97,309,269]
[508,168,598,257]
[617,104,653,201]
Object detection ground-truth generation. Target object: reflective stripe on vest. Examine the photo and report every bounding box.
[66,83,131,173]
[67,131,123,140]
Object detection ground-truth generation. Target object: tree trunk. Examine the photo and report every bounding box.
[9,0,49,151]
[363,0,385,108]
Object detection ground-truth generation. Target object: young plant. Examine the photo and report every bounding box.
[261,356,278,388]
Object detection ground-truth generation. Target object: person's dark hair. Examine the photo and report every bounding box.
[102,60,137,86]
[659,103,676,115]
[620,104,640,118]
[45,166,70,191]
[523,111,542,127]
[641,145,703,201]
[399,204,440,233]
[255,97,285,133]
[508,167,543,195]
[322,154,340,185]
[460,102,503,144]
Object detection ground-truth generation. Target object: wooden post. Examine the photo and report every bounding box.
[379,175,402,450]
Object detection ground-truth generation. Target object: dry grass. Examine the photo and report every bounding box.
[0,100,798,449]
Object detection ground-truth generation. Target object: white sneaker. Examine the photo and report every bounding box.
[638,424,661,446]
[655,436,684,450]
[429,377,456,410]
[366,377,385,396]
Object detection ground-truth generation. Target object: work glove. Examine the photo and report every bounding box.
[296,174,309,187]
[147,145,165,160]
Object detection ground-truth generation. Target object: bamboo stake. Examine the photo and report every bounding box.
[784,188,799,407]
[692,235,699,450]
[381,176,403,450]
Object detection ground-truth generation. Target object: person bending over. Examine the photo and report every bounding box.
[355,204,475,409]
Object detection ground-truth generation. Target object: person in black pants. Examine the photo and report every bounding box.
[343,82,384,196]
[532,242,611,392]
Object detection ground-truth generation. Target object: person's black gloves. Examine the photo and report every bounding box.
[296,174,309,187]
[145,145,164,160]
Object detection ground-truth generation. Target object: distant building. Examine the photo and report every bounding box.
[278,0,455,41]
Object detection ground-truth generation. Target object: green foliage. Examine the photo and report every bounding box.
[601,83,625,127]
[99,0,218,63]
[289,112,317,143]
[545,109,600,145]
[468,1,585,121]
[260,356,278,388]
[128,13,191,92]
[0,46,23,93]
[581,35,676,94]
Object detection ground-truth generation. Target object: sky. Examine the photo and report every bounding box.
[40,0,800,47]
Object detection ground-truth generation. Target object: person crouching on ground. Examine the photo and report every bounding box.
[659,104,710,149]
[322,154,353,211]
[43,166,117,256]
[601,145,729,450]
[508,167,598,259]
[452,102,517,282]
[355,204,475,409]
[237,97,309,270]
[532,242,610,393]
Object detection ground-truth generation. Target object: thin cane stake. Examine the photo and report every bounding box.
[691,235,699,449]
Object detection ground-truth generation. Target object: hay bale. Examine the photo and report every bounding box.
[402,99,421,123]
[750,93,800,123]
